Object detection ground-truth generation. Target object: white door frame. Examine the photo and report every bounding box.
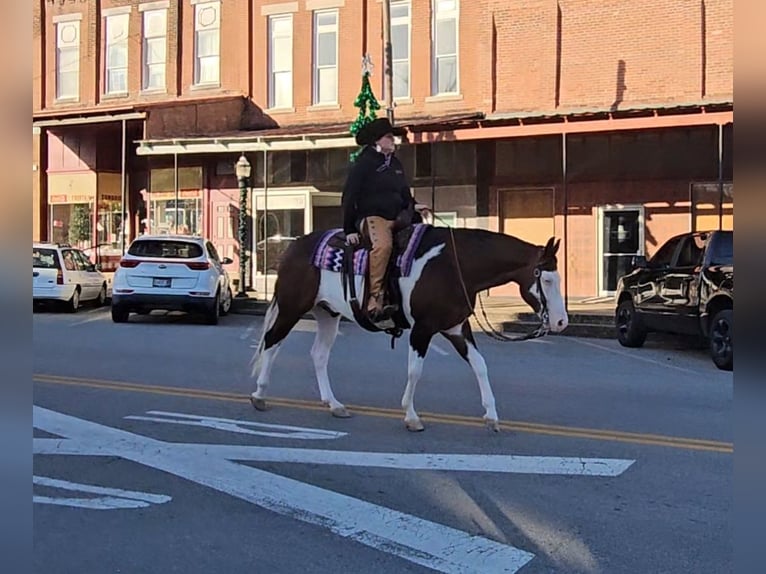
[596,204,645,297]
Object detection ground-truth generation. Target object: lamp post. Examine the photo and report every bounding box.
[235,154,251,298]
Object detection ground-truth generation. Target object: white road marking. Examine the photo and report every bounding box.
[34,406,535,573]
[123,410,347,440]
[239,322,257,340]
[33,475,171,510]
[567,338,707,375]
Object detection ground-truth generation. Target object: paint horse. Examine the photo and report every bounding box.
[250,224,568,431]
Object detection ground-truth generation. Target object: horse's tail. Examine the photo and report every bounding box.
[250,293,279,378]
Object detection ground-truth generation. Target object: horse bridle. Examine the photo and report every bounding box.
[531,267,551,333]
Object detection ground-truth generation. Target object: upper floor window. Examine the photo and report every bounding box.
[142,8,167,91]
[390,1,410,100]
[268,15,293,109]
[105,13,129,94]
[194,1,220,86]
[313,10,338,105]
[55,19,80,100]
[432,0,459,95]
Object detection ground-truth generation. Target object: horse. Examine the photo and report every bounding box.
[249,224,568,432]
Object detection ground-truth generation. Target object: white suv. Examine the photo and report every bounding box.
[111,235,234,325]
[33,243,110,312]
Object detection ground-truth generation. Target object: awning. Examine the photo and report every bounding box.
[32,111,146,128]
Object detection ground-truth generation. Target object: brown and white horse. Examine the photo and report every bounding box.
[249,226,568,431]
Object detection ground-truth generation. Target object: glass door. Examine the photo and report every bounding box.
[599,206,644,295]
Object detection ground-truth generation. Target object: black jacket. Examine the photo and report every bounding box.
[342,146,417,235]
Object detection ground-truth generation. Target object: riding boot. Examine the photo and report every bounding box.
[363,216,395,320]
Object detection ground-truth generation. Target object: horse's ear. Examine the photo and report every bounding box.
[544,237,555,254]
[553,238,561,254]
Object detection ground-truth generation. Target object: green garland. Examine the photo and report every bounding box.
[349,66,381,163]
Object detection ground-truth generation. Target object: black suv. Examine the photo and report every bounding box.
[614,230,733,370]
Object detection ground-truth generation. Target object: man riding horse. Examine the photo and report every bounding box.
[342,117,430,325]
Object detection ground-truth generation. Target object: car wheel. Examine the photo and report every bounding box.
[205,291,220,325]
[67,288,81,313]
[220,287,232,316]
[615,299,647,347]
[111,305,130,323]
[97,284,107,307]
[709,309,733,371]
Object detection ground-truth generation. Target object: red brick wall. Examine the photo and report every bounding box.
[704,0,733,98]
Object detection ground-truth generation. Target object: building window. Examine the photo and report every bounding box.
[56,21,80,100]
[432,0,459,95]
[142,8,167,91]
[105,13,129,94]
[194,1,220,86]
[313,10,338,105]
[390,1,410,99]
[268,15,293,109]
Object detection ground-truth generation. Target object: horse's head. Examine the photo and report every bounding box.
[519,237,568,333]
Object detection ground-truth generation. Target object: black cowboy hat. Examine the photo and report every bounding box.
[355,117,406,146]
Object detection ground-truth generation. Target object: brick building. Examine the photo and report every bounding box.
[32,0,733,299]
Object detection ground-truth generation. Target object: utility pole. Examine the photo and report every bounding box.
[381,0,394,124]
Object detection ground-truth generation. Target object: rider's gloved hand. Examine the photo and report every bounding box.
[346,233,360,246]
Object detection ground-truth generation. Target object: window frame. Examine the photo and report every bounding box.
[388,0,411,101]
[431,0,460,96]
[312,9,339,105]
[193,0,221,87]
[104,12,130,95]
[268,14,293,109]
[142,8,167,92]
[55,20,80,101]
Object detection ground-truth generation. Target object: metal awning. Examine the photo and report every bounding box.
[32,111,146,128]
[136,132,359,155]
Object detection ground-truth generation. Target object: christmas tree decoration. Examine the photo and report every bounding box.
[349,54,381,163]
[68,204,92,248]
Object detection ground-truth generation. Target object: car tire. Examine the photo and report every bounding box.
[220,287,232,316]
[67,288,81,313]
[111,305,130,323]
[97,284,107,307]
[709,309,733,371]
[205,292,220,325]
[615,299,647,348]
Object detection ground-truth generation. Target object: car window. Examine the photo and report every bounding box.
[61,249,78,271]
[675,235,706,267]
[74,250,94,271]
[206,242,221,263]
[708,232,733,265]
[649,236,683,268]
[128,240,204,259]
[33,248,60,269]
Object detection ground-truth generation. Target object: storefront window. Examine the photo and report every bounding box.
[50,202,93,249]
[255,208,304,274]
[97,199,124,256]
[147,198,201,235]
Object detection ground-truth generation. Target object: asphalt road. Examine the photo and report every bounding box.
[33,306,732,574]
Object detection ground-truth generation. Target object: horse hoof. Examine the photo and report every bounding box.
[405,420,425,432]
[251,397,269,411]
[331,406,352,418]
[485,419,500,432]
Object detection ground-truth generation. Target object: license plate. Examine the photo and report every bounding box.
[152,277,171,288]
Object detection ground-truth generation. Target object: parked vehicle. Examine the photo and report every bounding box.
[33,242,110,312]
[111,235,234,325]
[614,230,733,370]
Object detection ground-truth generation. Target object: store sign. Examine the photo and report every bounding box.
[256,194,305,211]
[48,173,97,204]
[149,190,201,200]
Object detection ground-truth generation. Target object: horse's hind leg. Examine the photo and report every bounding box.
[441,321,500,431]
[250,300,303,411]
[400,323,434,432]
[311,305,349,418]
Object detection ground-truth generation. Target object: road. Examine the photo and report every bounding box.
[33,306,732,574]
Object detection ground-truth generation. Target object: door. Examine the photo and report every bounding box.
[210,200,239,272]
[637,234,684,322]
[599,207,644,295]
[658,233,706,334]
[74,250,103,299]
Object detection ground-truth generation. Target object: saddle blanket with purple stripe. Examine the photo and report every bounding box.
[311,224,429,277]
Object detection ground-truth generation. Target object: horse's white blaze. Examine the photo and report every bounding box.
[531,270,568,332]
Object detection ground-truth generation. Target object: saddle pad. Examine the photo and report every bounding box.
[311,224,429,277]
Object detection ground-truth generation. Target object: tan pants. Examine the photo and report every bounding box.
[361,216,394,313]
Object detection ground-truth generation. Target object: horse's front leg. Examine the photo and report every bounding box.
[442,322,500,431]
[401,324,434,432]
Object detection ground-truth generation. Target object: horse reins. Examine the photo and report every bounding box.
[432,213,550,342]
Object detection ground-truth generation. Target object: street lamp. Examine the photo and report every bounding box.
[235,154,251,298]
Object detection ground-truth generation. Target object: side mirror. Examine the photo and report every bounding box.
[221,257,233,265]
[94,264,102,272]
[630,255,647,269]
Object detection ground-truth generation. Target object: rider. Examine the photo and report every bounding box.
[342,117,429,323]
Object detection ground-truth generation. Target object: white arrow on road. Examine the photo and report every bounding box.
[33,475,171,510]
[33,406,636,574]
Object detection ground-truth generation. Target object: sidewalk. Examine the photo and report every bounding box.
[231,293,616,339]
